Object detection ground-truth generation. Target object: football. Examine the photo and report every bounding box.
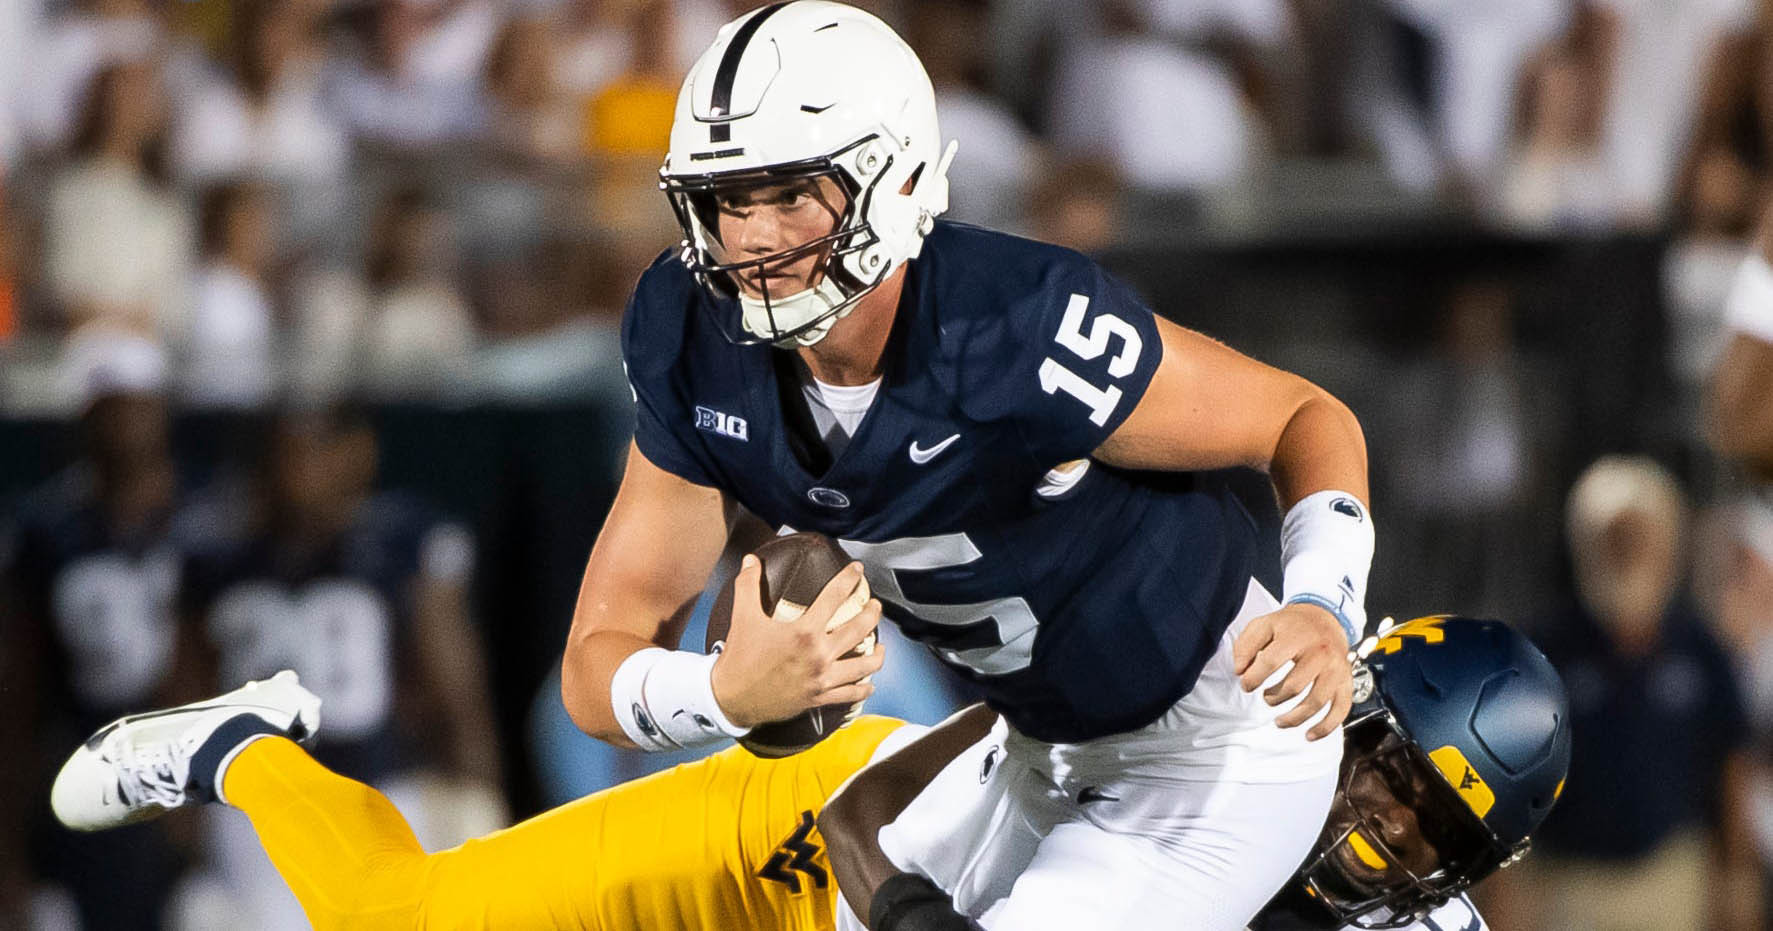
[706,532,877,758]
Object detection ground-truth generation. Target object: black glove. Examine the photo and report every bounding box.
[870,873,985,931]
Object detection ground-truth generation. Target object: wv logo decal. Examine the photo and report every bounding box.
[758,811,828,894]
[1372,616,1449,655]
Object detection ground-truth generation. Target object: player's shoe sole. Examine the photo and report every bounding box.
[51,670,322,832]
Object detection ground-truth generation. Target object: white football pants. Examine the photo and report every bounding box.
[844,579,1342,931]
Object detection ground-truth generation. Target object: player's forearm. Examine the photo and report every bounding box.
[1268,390,1369,509]
[561,629,659,747]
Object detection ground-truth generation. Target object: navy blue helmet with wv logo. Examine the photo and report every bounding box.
[1297,616,1572,928]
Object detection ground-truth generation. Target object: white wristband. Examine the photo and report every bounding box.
[610,647,751,752]
[1280,490,1375,645]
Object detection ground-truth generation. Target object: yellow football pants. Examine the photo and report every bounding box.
[222,716,902,931]
[224,736,599,929]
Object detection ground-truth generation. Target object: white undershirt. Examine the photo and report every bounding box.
[800,372,881,457]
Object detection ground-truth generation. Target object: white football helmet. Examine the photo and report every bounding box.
[661,1,957,347]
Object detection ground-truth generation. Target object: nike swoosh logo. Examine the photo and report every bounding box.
[908,434,961,464]
[1076,786,1119,805]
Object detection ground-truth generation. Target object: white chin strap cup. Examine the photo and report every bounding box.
[740,277,858,347]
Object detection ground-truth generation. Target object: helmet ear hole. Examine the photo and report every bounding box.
[901,162,926,196]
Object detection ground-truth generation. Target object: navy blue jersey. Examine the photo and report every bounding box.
[3,468,181,730]
[623,221,1260,743]
[180,491,471,782]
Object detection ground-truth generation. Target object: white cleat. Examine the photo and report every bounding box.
[51,670,322,832]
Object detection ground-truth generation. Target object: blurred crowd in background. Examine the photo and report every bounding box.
[2,0,1773,929]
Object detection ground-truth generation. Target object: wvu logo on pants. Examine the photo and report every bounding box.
[758,811,827,894]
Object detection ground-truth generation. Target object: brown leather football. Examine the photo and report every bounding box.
[706,532,876,758]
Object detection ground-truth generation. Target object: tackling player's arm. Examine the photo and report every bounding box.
[1095,317,1370,739]
[820,704,998,930]
[561,442,883,747]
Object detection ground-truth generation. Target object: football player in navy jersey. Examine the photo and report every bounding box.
[0,339,191,930]
[560,3,1375,927]
[178,405,502,928]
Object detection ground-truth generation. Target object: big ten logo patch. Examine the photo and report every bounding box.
[695,406,749,441]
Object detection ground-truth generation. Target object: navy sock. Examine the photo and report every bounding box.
[186,714,281,803]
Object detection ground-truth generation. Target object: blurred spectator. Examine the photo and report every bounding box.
[324,0,490,151]
[1381,279,1549,620]
[183,178,279,409]
[18,0,163,156]
[1504,457,1760,931]
[288,185,475,403]
[906,0,1038,231]
[178,404,503,928]
[568,0,687,283]
[1709,498,1773,917]
[0,337,191,931]
[1046,0,1291,191]
[480,13,578,168]
[1708,212,1773,486]
[554,0,723,100]
[581,0,679,160]
[0,0,38,170]
[285,262,369,404]
[473,237,629,405]
[1663,150,1760,451]
[1498,45,1617,231]
[1590,0,1758,228]
[399,0,505,92]
[1706,190,1773,931]
[360,186,475,399]
[1028,158,1125,254]
[285,183,475,400]
[1351,0,1570,196]
[167,0,347,203]
[45,61,194,339]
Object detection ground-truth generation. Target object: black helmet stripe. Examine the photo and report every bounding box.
[708,1,792,143]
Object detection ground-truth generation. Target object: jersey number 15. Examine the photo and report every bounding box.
[1037,293,1143,426]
